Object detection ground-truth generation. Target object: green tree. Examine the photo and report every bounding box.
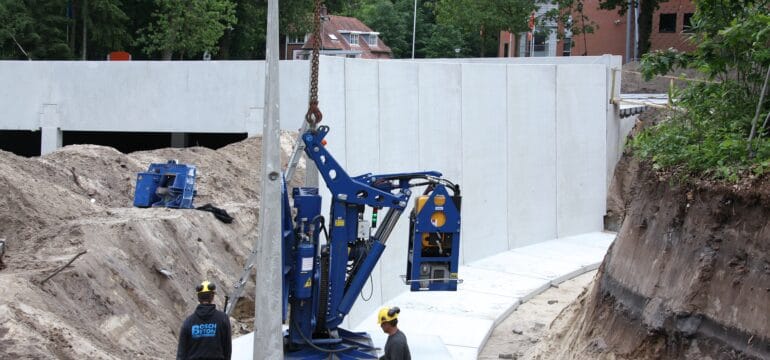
[633,1,770,180]
[423,23,466,58]
[434,0,536,57]
[0,0,72,59]
[69,0,133,59]
[0,0,34,59]
[138,0,237,60]
[355,0,411,57]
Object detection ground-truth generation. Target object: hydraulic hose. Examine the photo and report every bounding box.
[292,318,358,354]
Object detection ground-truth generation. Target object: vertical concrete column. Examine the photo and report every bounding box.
[39,104,62,155]
[170,132,187,148]
[254,0,283,357]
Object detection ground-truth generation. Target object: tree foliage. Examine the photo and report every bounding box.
[138,0,237,60]
[434,0,536,57]
[633,1,770,180]
[0,0,71,59]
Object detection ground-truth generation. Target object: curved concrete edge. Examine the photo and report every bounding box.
[352,232,616,359]
[231,232,615,359]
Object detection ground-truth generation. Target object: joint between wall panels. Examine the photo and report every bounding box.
[553,65,559,238]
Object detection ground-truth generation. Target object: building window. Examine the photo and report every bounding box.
[562,38,572,56]
[683,13,694,33]
[287,35,305,44]
[347,33,359,45]
[659,13,677,33]
[328,34,338,41]
[367,34,378,46]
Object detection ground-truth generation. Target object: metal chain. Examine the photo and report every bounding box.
[305,0,323,126]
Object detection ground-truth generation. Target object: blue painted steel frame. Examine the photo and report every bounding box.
[133,160,197,208]
[282,125,461,358]
[408,185,461,291]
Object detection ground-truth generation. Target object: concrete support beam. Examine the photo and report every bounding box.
[253,0,283,358]
[39,104,61,155]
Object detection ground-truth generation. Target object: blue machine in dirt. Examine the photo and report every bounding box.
[133,160,197,209]
[281,126,462,358]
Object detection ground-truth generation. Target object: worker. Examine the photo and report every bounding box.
[378,306,411,360]
[176,281,232,360]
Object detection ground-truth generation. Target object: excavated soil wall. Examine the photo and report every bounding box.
[537,151,770,359]
[0,134,301,359]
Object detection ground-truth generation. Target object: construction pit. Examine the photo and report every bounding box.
[0,58,768,359]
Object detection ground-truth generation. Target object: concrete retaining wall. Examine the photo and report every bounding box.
[0,56,623,328]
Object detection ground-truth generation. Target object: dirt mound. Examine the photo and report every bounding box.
[0,132,303,359]
[533,137,770,358]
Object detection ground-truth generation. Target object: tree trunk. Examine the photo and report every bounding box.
[81,0,87,60]
[479,25,485,57]
[69,0,77,53]
[637,0,655,56]
[219,30,233,60]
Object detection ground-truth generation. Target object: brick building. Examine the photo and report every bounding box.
[499,0,696,62]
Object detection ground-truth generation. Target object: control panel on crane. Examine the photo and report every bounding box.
[281,125,462,358]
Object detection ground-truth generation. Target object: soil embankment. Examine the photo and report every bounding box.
[0,134,301,359]
[534,136,770,359]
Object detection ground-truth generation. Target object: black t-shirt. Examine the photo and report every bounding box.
[177,304,232,360]
[381,329,411,360]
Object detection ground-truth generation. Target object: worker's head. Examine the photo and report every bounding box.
[378,306,400,333]
[196,280,216,304]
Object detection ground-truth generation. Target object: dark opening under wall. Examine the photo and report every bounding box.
[63,132,248,154]
[0,130,42,157]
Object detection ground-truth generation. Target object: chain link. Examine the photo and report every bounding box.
[305,0,323,126]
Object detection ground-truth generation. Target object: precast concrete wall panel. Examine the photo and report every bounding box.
[0,62,52,130]
[555,64,607,237]
[54,62,261,132]
[343,59,380,173]
[316,57,348,233]
[506,65,558,248]
[377,61,420,302]
[279,60,310,131]
[411,54,616,66]
[342,58,383,329]
[460,64,509,263]
[417,63,463,186]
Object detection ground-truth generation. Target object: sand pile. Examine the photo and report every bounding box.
[0,133,302,359]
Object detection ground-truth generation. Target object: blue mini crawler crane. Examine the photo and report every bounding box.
[280,125,462,358]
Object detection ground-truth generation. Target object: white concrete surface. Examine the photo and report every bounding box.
[232,228,615,359]
[352,231,616,360]
[232,331,453,359]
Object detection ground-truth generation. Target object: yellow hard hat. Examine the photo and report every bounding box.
[196,280,216,294]
[377,306,400,324]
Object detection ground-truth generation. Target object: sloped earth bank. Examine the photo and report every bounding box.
[530,150,770,358]
[0,133,303,359]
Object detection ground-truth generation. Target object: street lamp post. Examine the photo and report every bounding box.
[411,0,417,58]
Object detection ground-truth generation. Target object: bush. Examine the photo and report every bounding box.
[631,2,770,181]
